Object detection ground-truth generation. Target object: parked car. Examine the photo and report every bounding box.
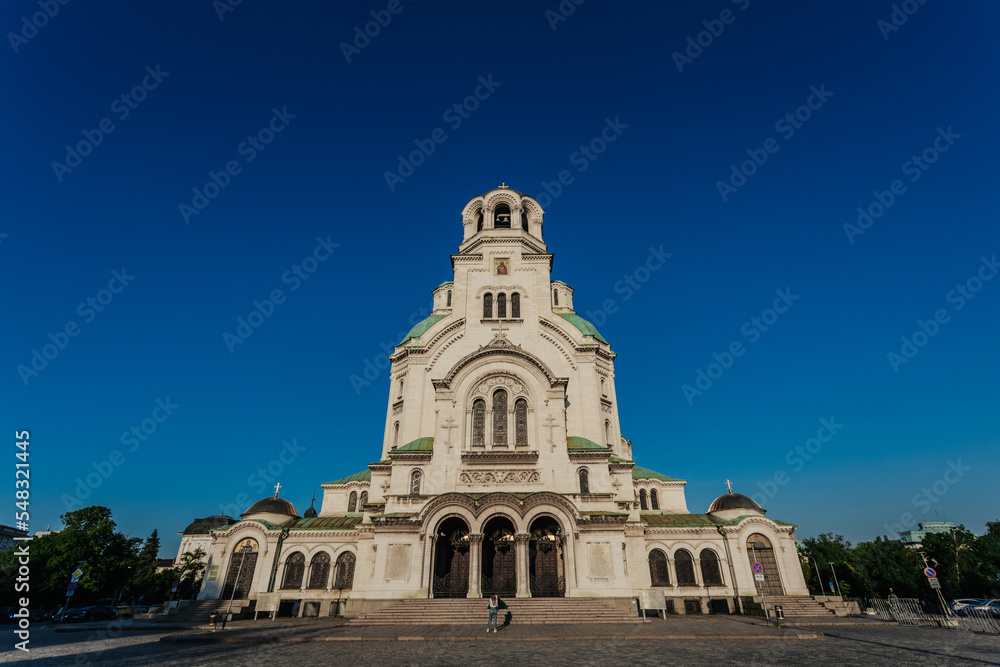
[27,609,51,622]
[63,606,119,622]
[964,599,1000,618]
[132,605,149,614]
[950,598,988,615]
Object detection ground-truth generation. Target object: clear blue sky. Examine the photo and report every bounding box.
[3,1,997,557]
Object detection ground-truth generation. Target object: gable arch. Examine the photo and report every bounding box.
[433,345,568,392]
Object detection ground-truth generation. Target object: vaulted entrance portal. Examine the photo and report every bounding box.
[221,538,258,599]
[746,533,784,596]
[481,516,516,596]
[529,516,565,597]
[432,517,471,598]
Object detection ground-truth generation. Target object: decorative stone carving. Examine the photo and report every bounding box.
[474,375,525,397]
[459,470,541,485]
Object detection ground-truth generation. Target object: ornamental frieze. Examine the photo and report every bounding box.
[459,470,541,485]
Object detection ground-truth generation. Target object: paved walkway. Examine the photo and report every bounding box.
[160,615,842,642]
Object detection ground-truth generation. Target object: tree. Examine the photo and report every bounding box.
[0,506,141,608]
[799,533,857,595]
[851,537,924,597]
[128,529,161,602]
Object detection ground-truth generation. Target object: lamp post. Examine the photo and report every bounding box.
[803,551,823,596]
[222,542,253,629]
[829,563,843,598]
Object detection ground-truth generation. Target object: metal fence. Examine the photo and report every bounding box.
[866,597,999,634]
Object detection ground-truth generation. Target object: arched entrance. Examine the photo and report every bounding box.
[746,533,783,596]
[481,516,516,596]
[528,516,565,597]
[432,517,471,598]
[221,537,259,599]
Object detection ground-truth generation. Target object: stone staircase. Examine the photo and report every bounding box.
[161,599,254,624]
[350,598,643,625]
[761,595,836,618]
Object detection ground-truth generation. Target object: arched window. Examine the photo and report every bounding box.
[601,378,606,396]
[308,553,330,589]
[511,293,520,318]
[700,549,724,585]
[472,399,486,447]
[483,293,493,319]
[650,489,659,510]
[446,290,452,307]
[359,491,368,507]
[492,389,508,446]
[476,212,483,232]
[398,379,404,398]
[392,422,399,448]
[281,552,305,589]
[553,289,559,306]
[521,207,530,231]
[494,203,511,228]
[410,469,422,496]
[648,549,670,586]
[578,468,590,494]
[605,420,612,444]
[348,491,357,513]
[639,488,648,510]
[334,552,356,589]
[675,549,696,586]
[497,293,507,318]
[514,398,528,446]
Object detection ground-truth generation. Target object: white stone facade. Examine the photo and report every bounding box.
[195,186,808,617]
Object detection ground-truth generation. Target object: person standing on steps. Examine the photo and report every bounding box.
[487,594,499,633]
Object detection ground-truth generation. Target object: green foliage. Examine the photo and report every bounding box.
[0,507,140,608]
[797,522,1000,601]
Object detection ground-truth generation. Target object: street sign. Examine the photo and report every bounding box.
[70,574,81,583]
[67,582,77,592]
[67,589,75,596]
[72,568,84,579]
[755,573,765,581]
[752,562,764,574]
[929,578,941,589]
[924,567,937,578]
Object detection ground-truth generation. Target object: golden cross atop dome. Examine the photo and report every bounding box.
[273,482,281,498]
[726,479,733,494]
[499,181,506,189]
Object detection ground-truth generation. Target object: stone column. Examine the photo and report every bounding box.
[515,533,531,598]
[429,536,438,598]
[468,534,483,598]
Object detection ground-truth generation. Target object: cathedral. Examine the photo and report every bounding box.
[190,185,808,618]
